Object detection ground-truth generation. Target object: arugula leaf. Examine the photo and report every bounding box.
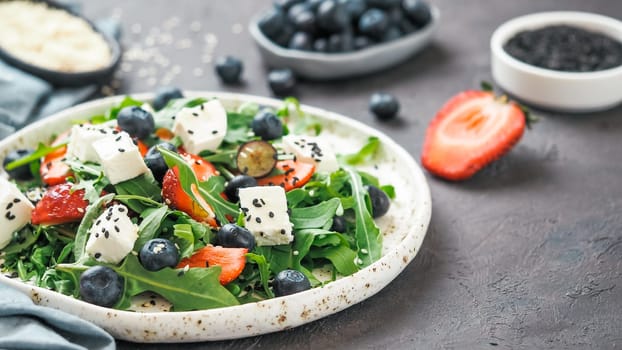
[343,167,382,267]
[224,112,254,144]
[134,205,169,250]
[380,185,396,199]
[114,173,162,213]
[154,97,208,129]
[341,137,380,165]
[58,255,240,311]
[292,230,321,286]
[173,224,195,259]
[290,198,342,229]
[73,194,115,262]
[309,245,358,276]
[159,148,238,225]
[245,253,275,298]
[201,149,238,168]
[2,226,41,255]
[4,143,66,171]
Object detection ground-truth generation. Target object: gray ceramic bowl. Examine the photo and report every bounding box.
[249,6,440,80]
[0,0,121,87]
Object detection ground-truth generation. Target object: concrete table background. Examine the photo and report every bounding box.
[79,0,622,348]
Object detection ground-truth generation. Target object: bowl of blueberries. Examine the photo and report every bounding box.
[249,0,439,80]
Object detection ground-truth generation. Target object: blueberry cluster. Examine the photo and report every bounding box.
[258,0,432,53]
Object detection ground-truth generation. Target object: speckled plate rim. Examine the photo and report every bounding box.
[0,92,431,343]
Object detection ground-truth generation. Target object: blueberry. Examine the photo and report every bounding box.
[258,8,286,39]
[339,0,367,20]
[366,185,390,218]
[402,0,431,27]
[225,175,258,203]
[217,223,256,251]
[354,36,374,50]
[287,3,311,23]
[139,238,179,271]
[273,269,311,296]
[79,266,123,307]
[367,0,401,9]
[152,86,183,110]
[307,0,324,11]
[3,149,34,181]
[316,0,349,33]
[382,26,402,42]
[215,56,243,84]
[274,0,304,12]
[313,38,329,52]
[117,106,155,139]
[359,9,389,40]
[268,69,296,96]
[252,110,283,140]
[289,32,313,51]
[388,6,405,24]
[292,10,317,34]
[144,142,177,183]
[272,24,296,47]
[369,92,400,120]
[327,32,354,52]
[331,215,347,233]
[399,18,418,34]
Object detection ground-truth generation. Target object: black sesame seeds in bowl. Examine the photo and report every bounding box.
[249,0,440,80]
[491,11,622,113]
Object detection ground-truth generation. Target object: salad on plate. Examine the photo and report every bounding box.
[0,91,395,312]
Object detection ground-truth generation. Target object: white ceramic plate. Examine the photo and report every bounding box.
[0,92,431,343]
[249,7,440,80]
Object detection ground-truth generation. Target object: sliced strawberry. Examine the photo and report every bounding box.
[177,246,248,285]
[31,183,90,225]
[162,152,218,226]
[421,90,526,181]
[256,160,315,191]
[41,131,72,186]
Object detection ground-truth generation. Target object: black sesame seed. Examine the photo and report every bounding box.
[94,253,101,259]
[269,211,275,218]
[118,207,126,212]
[114,226,120,233]
[256,217,262,223]
[188,130,194,135]
[280,229,286,235]
[192,112,199,117]
[212,130,218,134]
[6,203,13,210]
[118,148,125,153]
[105,231,110,239]
[13,198,20,203]
[5,212,15,220]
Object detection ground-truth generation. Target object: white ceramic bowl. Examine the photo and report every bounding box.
[0,92,431,342]
[491,11,622,113]
[249,7,440,80]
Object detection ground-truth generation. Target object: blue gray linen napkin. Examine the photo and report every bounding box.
[0,16,121,140]
[0,282,116,350]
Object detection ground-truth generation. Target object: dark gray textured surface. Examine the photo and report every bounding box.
[79,0,622,349]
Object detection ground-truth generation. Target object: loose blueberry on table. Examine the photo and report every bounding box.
[215,56,244,84]
[369,92,400,120]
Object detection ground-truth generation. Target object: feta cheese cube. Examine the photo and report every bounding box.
[0,178,34,249]
[239,186,293,246]
[65,122,117,162]
[282,135,339,173]
[172,99,227,154]
[92,131,150,185]
[85,204,138,264]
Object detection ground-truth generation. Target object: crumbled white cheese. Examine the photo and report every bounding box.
[92,131,150,185]
[85,204,138,264]
[238,186,294,246]
[0,178,34,249]
[0,1,112,72]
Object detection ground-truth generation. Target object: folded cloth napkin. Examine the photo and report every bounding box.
[0,15,121,140]
[0,282,116,350]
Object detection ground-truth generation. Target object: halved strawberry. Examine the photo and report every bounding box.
[256,160,315,191]
[41,131,72,186]
[177,245,248,285]
[162,152,218,226]
[421,90,526,181]
[31,183,90,225]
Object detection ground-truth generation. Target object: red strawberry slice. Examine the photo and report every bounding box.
[162,152,218,226]
[256,160,315,191]
[31,183,90,225]
[177,245,248,285]
[421,90,526,181]
[41,131,72,186]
